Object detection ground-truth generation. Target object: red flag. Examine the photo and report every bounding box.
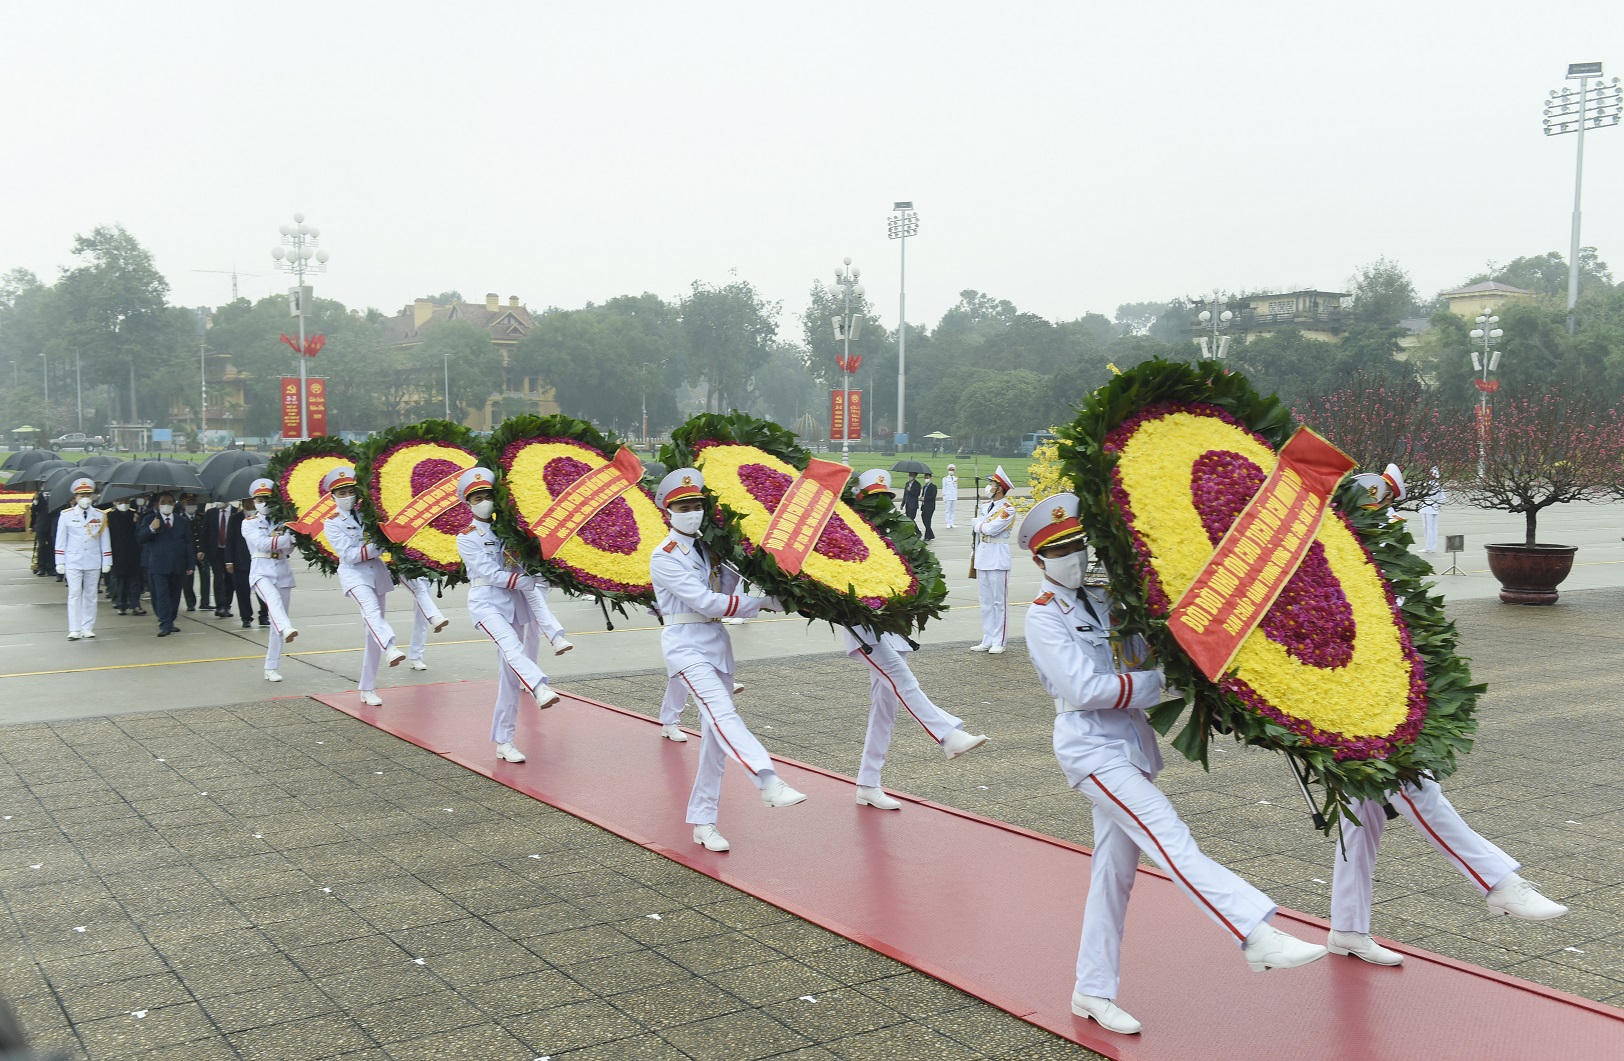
[305,334,326,358]
[279,333,300,353]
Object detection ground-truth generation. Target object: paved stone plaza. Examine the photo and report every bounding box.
[2,581,1621,1059]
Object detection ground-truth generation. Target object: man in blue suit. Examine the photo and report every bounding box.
[137,491,195,637]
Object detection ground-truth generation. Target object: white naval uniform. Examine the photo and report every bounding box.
[324,510,398,692]
[55,506,111,635]
[456,520,549,744]
[651,530,777,825]
[1419,479,1442,553]
[842,626,963,788]
[973,498,1015,649]
[1026,582,1275,1000]
[242,514,297,671]
[941,474,958,528]
[405,577,447,661]
[1331,779,1518,935]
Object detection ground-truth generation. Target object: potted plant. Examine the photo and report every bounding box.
[1448,390,1624,604]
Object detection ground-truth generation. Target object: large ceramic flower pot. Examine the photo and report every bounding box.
[1484,543,1578,605]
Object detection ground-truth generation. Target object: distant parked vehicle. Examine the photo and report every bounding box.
[1017,431,1056,457]
[49,432,105,451]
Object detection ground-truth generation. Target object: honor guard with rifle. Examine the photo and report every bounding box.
[971,466,1015,653]
[56,477,110,640]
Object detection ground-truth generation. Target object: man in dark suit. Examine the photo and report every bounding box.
[32,492,58,577]
[920,471,938,541]
[179,493,211,612]
[136,491,194,636]
[198,503,237,619]
[223,501,268,629]
[902,472,921,525]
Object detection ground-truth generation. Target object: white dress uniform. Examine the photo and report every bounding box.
[941,469,958,528]
[405,577,448,664]
[321,467,401,694]
[242,485,298,675]
[1020,495,1280,1003]
[972,469,1015,651]
[841,626,965,787]
[652,468,788,829]
[1419,468,1442,553]
[55,481,110,638]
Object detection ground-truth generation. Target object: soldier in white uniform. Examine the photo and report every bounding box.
[840,469,989,810]
[941,464,958,528]
[55,477,110,641]
[1418,465,1443,553]
[971,466,1015,653]
[455,467,562,764]
[1019,493,1326,1035]
[652,468,801,853]
[403,578,450,671]
[322,466,407,706]
[241,478,300,682]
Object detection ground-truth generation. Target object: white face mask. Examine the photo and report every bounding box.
[334,494,356,512]
[185,504,198,516]
[1042,549,1089,590]
[469,499,495,520]
[115,503,129,512]
[254,500,269,515]
[158,503,175,517]
[669,509,704,536]
[77,496,92,509]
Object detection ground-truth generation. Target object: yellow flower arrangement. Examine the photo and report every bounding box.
[281,453,350,566]
[370,441,475,572]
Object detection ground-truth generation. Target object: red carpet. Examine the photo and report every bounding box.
[317,682,1624,1061]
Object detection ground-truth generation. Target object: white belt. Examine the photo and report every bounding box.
[667,613,719,625]
[251,552,285,560]
[1055,697,1092,715]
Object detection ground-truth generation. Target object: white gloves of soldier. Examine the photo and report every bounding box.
[102,562,111,574]
[758,596,786,613]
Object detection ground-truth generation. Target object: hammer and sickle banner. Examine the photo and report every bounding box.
[1169,427,1356,682]
[759,458,852,575]
[529,446,647,560]
[288,493,337,537]
[379,468,466,545]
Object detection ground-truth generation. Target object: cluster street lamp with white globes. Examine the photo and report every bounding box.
[1194,297,1235,361]
[1543,62,1621,335]
[270,213,329,441]
[1470,313,1505,476]
[830,258,865,466]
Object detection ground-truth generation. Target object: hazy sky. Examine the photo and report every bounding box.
[4,2,1621,335]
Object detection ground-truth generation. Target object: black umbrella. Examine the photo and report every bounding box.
[1,448,59,472]
[212,465,269,504]
[199,450,268,495]
[43,467,99,513]
[3,459,76,491]
[74,454,124,486]
[891,459,932,476]
[103,459,209,498]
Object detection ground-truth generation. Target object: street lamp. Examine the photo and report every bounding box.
[270,212,330,440]
[887,203,918,446]
[1469,314,1504,476]
[641,359,668,444]
[39,352,48,438]
[1194,296,1235,360]
[830,258,865,466]
[1543,63,1621,335]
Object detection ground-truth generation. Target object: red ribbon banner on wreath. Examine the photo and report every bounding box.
[380,469,465,545]
[288,493,337,538]
[1168,427,1356,682]
[759,458,852,575]
[529,447,647,560]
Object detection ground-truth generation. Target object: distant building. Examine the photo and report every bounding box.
[1231,290,1350,343]
[1438,281,1533,320]
[168,351,250,440]
[380,292,559,429]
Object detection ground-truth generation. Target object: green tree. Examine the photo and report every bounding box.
[953,369,1048,451]
[1348,258,1420,327]
[680,279,779,413]
[1461,249,1613,300]
[515,298,681,433]
[415,320,505,425]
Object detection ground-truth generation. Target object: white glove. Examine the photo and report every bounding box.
[101,562,111,574]
[515,574,536,592]
[758,596,786,613]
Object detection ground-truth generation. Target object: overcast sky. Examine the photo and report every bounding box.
[4,2,1620,334]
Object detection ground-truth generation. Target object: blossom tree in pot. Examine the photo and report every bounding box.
[1446,390,1624,605]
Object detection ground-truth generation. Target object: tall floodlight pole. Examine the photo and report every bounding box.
[1543,63,1621,335]
[831,259,865,466]
[887,203,918,446]
[271,213,330,440]
[40,352,48,437]
[1469,314,1504,477]
[195,309,210,441]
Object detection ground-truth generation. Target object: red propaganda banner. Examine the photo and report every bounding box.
[529,447,646,560]
[830,390,847,441]
[846,389,863,441]
[1168,427,1356,682]
[380,468,464,545]
[759,458,852,575]
[306,378,328,436]
[280,377,302,439]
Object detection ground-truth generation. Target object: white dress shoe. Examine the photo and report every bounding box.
[264,670,283,683]
[551,636,574,656]
[987,644,1005,655]
[432,617,450,633]
[1328,930,1404,966]
[359,691,384,707]
[385,646,407,667]
[67,631,81,641]
[1070,992,1142,1034]
[660,724,689,743]
[495,741,527,763]
[733,682,744,694]
[283,628,299,643]
[856,787,902,811]
[942,729,989,760]
[82,630,95,639]
[969,643,989,652]
[760,777,808,808]
[408,659,429,671]
[693,824,730,852]
[1486,872,1569,920]
[532,683,561,708]
[1242,922,1329,972]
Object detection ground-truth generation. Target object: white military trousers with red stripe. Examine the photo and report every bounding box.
[844,628,963,788]
[1330,778,1518,934]
[679,663,774,825]
[1075,757,1276,998]
[468,589,548,745]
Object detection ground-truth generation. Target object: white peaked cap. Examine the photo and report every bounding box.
[656,468,705,511]
[856,469,892,495]
[457,466,497,504]
[319,466,357,495]
[1018,492,1086,553]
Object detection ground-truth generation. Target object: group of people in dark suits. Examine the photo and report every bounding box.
[901,471,940,541]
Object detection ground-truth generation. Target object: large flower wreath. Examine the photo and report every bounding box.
[1059,360,1482,826]
[355,419,481,587]
[485,415,664,609]
[662,412,946,636]
[266,436,361,576]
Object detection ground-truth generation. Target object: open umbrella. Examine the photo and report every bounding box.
[43,467,98,513]
[75,454,123,485]
[212,465,268,504]
[1,448,60,472]
[891,459,932,476]
[922,431,952,440]
[199,450,267,495]
[102,460,209,500]
[3,459,76,491]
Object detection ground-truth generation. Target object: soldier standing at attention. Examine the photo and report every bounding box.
[970,467,1014,654]
[56,477,110,640]
[941,464,958,528]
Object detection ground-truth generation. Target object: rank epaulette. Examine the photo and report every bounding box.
[1033,591,1055,606]
[662,540,678,553]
